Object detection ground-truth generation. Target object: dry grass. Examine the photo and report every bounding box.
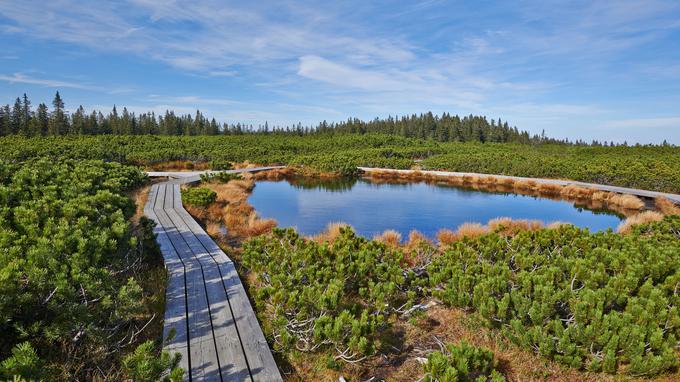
[608,193,645,210]
[513,179,537,191]
[126,183,151,223]
[146,160,210,171]
[374,229,402,248]
[456,222,490,239]
[366,171,658,218]
[383,306,644,382]
[404,230,432,252]
[547,221,570,229]
[536,182,563,195]
[252,167,296,180]
[560,184,595,199]
[436,229,459,245]
[310,222,352,244]
[655,196,680,215]
[617,211,664,234]
[488,217,544,236]
[183,178,277,243]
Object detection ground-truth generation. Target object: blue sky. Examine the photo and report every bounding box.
[1,1,679,143]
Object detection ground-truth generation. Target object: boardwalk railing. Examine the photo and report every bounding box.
[144,170,282,381]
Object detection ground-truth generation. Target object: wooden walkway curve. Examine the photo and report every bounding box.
[144,168,283,381]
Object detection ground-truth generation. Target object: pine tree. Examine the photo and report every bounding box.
[20,93,31,135]
[48,91,67,135]
[10,97,22,135]
[71,106,86,134]
[0,105,9,135]
[29,103,49,136]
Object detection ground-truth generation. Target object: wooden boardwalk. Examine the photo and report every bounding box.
[358,167,680,204]
[144,172,282,381]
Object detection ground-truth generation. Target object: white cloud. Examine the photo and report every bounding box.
[0,72,98,90]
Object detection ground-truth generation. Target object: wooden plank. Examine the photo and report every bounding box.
[220,260,282,382]
[165,190,252,381]
[144,184,190,379]
[174,186,282,381]
[154,203,221,381]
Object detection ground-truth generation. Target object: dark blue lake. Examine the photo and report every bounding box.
[249,178,622,239]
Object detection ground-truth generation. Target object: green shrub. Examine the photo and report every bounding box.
[242,227,417,362]
[0,159,154,380]
[122,340,184,382]
[181,187,216,207]
[428,216,680,375]
[200,172,240,183]
[0,342,44,381]
[423,340,505,382]
[209,159,232,171]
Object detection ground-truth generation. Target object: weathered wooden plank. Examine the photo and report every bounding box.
[220,260,282,382]
[144,184,190,379]
[154,204,221,382]
[145,180,282,381]
[165,191,252,381]
[174,186,281,381]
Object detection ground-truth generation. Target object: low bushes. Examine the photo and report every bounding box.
[241,216,680,377]
[0,159,178,380]
[423,341,505,382]
[242,227,416,363]
[428,216,680,375]
[181,187,216,207]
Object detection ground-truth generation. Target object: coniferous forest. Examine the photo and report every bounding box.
[0,92,584,144]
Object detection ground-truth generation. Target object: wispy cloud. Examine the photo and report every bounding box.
[1,0,679,143]
[0,72,98,90]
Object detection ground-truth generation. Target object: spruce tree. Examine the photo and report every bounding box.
[29,103,49,136]
[20,93,31,135]
[48,91,67,135]
[0,105,9,135]
[10,97,21,135]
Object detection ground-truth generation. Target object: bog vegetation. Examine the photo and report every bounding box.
[1,93,679,380]
[0,159,182,380]
[0,134,678,191]
[241,216,680,378]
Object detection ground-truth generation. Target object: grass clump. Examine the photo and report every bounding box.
[423,340,505,382]
[617,210,665,233]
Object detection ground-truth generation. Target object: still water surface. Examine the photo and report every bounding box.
[249,178,622,239]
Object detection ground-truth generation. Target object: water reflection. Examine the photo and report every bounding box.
[249,177,624,239]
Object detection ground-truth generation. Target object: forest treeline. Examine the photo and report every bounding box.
[0,91,609,145]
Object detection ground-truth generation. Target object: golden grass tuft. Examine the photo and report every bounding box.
[513,179,536,191]
[456,222,490,239]
[560,184,595,199]
[405,230,431,249]
[537,182,563,195]
[374,229,402,248]
[436,229,460,245]
[608,193,645,210]
[547,221,571,229]
[501,177,515,186]
[488,217,543,236]
[311,222,352,244]
[617,211,664,234]
[245,215,278,237]
[252,167,296,180]
[655,196,680,215]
